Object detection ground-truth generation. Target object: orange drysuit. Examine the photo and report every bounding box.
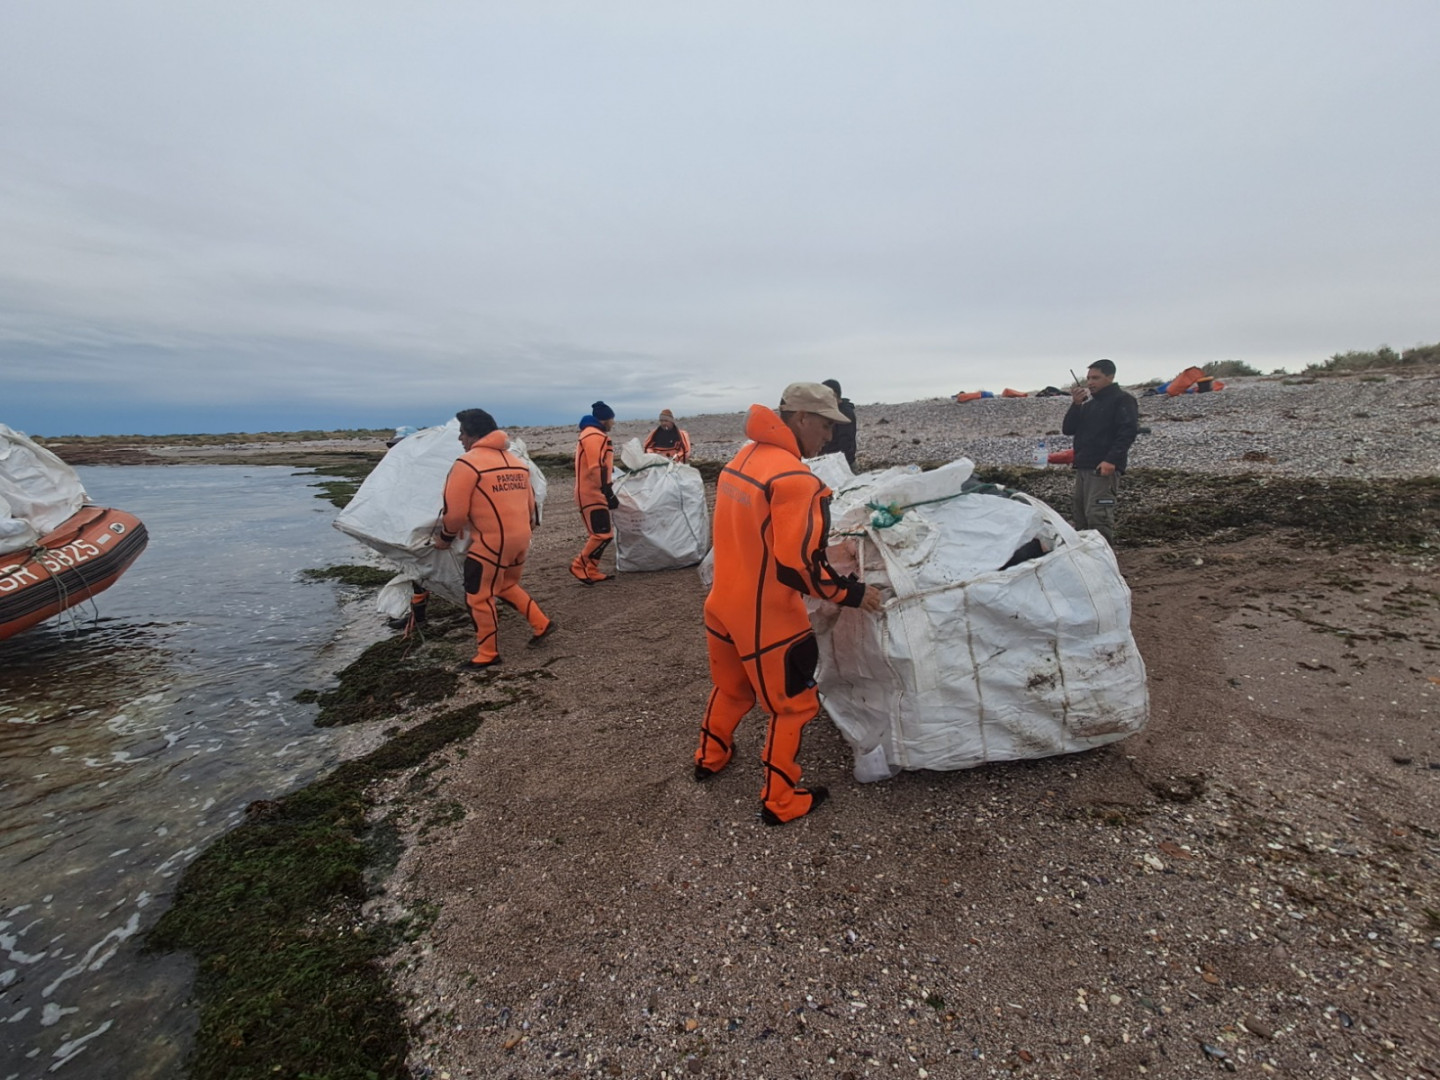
[439,430,551,663]
[643,425,692,463]
[571,420,616,583]
[695,404,866,822]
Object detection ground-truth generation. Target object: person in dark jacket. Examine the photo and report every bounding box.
[818,378,857,466]
[1060,359,1139,545]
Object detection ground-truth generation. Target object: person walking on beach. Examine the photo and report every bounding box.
[818,378,857,466]
[571,400,618,584]
[1061,358,1139,545]
[434,408,554,672]
[643,408,692,463]
[694,382,885,825]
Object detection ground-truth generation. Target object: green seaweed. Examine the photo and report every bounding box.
[145,698,516,1080]
[299,457,384,508]
[301,565,396,587]
[958,467,1440,553]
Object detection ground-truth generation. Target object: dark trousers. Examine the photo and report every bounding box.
[1072,470,1120,545]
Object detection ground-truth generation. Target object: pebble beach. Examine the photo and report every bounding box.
[512,372,1440,479]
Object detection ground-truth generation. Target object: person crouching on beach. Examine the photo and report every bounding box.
[643,408,692,463]
[434,408,554,671]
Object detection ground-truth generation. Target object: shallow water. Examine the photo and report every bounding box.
[0,465,381,1079]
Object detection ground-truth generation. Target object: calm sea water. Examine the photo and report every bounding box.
[0,465,383,1080]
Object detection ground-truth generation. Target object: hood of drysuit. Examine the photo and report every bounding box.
[743,404,802,458]
[578,415,607,432]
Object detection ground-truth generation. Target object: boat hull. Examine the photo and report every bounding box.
[0,507,149,641]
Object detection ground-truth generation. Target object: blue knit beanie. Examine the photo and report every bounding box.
[590,400,615,421]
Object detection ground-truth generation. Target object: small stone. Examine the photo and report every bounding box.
[1241,1015,1275,1039]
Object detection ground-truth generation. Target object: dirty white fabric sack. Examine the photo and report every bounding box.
[813,457,1148,780]
[333,419,548,611]
[0,424,89,555]
[613,439,710,572]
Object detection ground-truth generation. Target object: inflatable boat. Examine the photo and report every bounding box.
[0,505,149,640]
[2,422,150,641]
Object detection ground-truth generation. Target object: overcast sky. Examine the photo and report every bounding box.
[3,2,1436,436]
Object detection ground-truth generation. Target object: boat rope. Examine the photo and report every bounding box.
[1,541,102,634]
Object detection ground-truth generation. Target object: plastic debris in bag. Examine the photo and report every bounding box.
[612,438,710,572]
[0,424,88,556]
[810,456,1148,781]
[333,419,548,615]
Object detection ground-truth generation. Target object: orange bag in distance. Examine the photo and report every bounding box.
[1166,366,1207,396]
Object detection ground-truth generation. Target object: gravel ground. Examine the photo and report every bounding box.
[512,371,1440,479]
[354,370,1439,1080]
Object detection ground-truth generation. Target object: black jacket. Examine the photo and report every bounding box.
[1062,384,1139,473]
[819,397,858,466]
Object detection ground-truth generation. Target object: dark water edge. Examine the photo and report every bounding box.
[144,606,552,1080]
[0,464,388,1080]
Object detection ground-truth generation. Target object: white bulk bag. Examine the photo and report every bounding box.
[333,419,548,613]
[813,457,1148,781]
[0,424,89,555]
[611,439,710,572]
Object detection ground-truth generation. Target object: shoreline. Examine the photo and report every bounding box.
[40,370,1440,479]
[140,436,1440,1076]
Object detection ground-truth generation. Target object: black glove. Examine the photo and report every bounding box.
[602,483,619,510]
[608,493,620,510]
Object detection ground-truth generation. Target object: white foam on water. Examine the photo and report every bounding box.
[49,1019,113,1071]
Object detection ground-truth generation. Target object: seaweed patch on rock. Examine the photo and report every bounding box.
[144,694,525,1080]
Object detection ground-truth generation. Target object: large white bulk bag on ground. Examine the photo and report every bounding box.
[0,424,88,555]
[812,456,1148,782]
[333,420,548,615]
[613,439,710,572]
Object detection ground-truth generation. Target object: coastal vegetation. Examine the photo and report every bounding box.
[147,578,562,1077]
[33,427,391,445]
[963,468,1440,555]
[304,459,381,508]
[1304,341,1440,374]
[300,565,395,587]
[292,598,473,726]
[145,697,509,1080]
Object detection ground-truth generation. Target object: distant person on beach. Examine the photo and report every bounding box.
[642,408,692,463]
[694,381,885,825]
[433,408,554,671]
[818,379,857,466]
[1061,359,1139,545]
[571,400,618,584]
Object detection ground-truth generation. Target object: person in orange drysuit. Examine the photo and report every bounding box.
[694,382,886,824]
[570,400,618,584]
[642,408,692,463]
[434,408,555,671]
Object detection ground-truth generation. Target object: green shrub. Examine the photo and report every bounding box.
[1304,342,1440,374]
[1203,359,1262,378]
